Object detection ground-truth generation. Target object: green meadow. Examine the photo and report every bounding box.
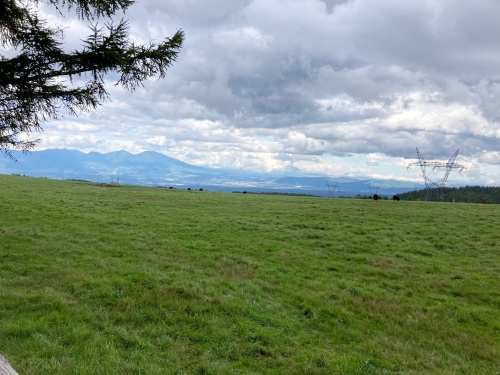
[0,175,499,374]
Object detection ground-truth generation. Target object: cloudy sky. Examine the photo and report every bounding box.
[16,0,500,184]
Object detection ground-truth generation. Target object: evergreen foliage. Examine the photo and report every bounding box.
[399,185,500,204]
[0,0,184,157]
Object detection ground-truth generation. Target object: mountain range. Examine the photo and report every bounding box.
[0,149,424,197]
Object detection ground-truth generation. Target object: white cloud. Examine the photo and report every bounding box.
[8,0,500,186]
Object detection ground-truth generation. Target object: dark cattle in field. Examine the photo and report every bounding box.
[373,194,379,201]
[393,195,400,201]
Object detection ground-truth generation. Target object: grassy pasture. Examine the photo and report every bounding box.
[0,175,499,374]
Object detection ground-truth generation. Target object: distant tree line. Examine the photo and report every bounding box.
[399,186,500,204]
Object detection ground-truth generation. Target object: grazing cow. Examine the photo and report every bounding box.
[373,194,379,201]
[393,195,400,201]
[187,188,191,191]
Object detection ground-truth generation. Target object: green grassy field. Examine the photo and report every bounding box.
[0,175,499,374]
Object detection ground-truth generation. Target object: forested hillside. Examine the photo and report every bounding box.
[399,185,500,203]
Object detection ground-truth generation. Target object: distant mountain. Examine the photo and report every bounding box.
[0,149,423,196]
[1,149,237,186]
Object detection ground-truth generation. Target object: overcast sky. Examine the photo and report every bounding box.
[18,0,500,184]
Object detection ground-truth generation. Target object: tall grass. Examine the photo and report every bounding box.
[0,175,499,374]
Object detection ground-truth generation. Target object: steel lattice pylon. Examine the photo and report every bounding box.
[326,181,339,198]
[407,148,466,201]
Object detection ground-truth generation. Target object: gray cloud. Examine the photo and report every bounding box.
[15,0,500,184]
[130,1,499,133]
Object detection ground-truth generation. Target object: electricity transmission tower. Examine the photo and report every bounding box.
[326,181,339,198]
[407,148,466,201]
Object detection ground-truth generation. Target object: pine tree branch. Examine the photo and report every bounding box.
[0,0,184,155]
